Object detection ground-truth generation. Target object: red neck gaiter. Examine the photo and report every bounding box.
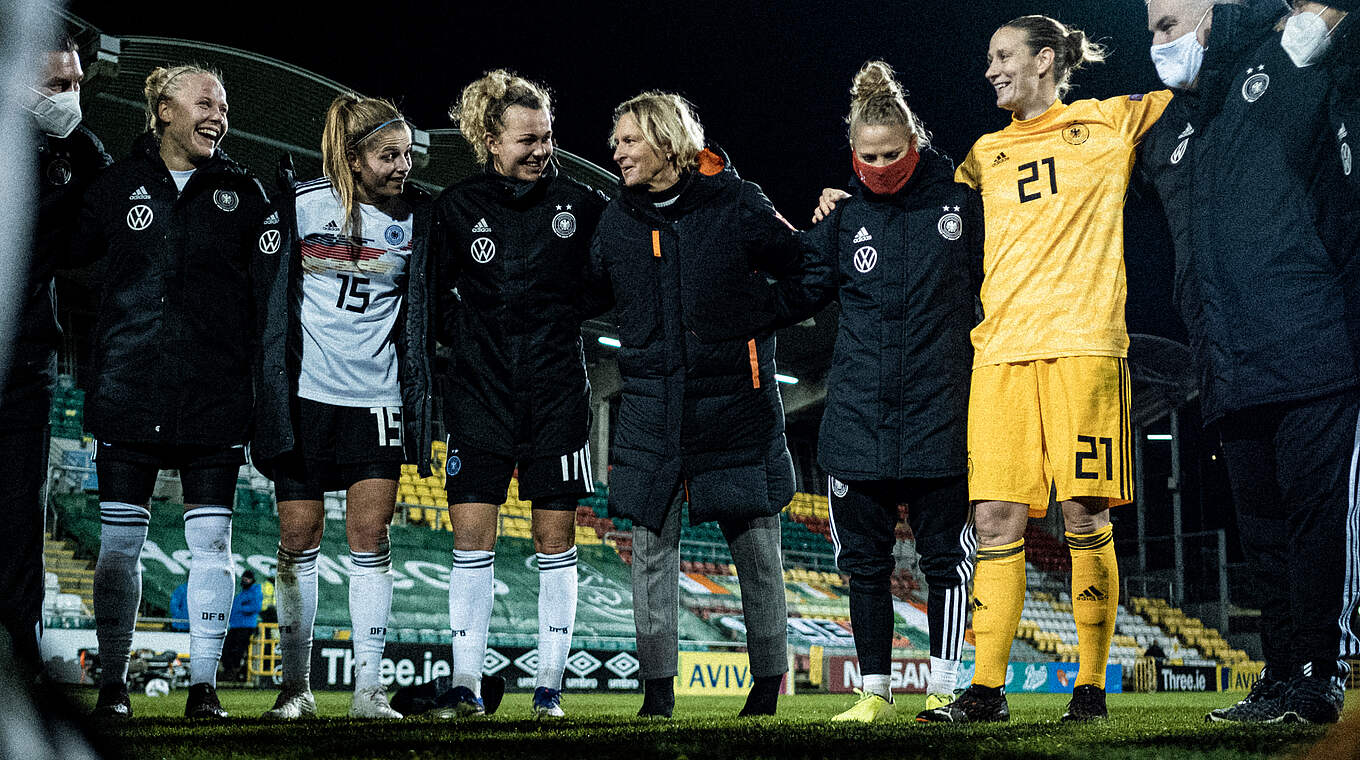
[852,146,919,196]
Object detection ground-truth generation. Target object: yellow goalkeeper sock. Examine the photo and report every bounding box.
[971,539,1026,689]
[1068,524,1118,689]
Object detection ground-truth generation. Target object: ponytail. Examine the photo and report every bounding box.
[320,93,405,237]
[1003,15,1107,99]
[846,60,930,150]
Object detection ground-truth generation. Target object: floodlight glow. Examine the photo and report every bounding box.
[775,374,798,385]
[597,336,621,348]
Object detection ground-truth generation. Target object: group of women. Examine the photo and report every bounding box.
[77,11,1164,723]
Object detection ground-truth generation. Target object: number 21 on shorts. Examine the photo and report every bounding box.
[1074,434,1113,480]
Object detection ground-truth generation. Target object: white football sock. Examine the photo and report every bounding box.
[448,549,494,696]
[862,673,892,701]
[536,547,578,690]
[93,502,150,688]
[183,505,234,686]
[349,544,393,692]
[275,544,319,690]
[928,656,960,696]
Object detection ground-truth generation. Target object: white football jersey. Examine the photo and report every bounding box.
[294,178,412,407]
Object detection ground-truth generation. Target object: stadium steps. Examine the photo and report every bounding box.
[1129,596,1254,666]
[44,533,94,609]
[42,532,94,625]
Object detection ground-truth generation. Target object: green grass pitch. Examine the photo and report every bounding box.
[75,688,1352,759]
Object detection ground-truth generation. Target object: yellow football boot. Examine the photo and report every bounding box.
[831,689,895,723]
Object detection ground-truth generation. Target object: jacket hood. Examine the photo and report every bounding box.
[616,142,739,220]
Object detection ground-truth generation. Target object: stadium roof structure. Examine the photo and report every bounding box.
[63,14,616,193]
[1127,334,1198,428]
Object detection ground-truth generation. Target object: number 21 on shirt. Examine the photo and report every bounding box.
[1018,157,1057,203]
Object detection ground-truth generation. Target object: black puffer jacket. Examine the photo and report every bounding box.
[588,146,832,531]
[431,163,607,456]
[1,126,111,427]
[71,132,278,446]
[806,149,980,481]
[253,160,435,476]
[1140,2,1360,424]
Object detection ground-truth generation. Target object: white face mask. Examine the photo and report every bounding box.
[1151,6,1213,90]
[25,87,82,139]
[1281,11,1334,68]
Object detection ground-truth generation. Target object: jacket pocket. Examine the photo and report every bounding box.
[686,437,795,524]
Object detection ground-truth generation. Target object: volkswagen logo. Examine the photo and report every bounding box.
[126,204,154,231]
[471,236,496,263]
[258,229,282,254]
[853,245,878,274]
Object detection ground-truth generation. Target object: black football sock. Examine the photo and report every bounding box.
[638,677,674,717]
[738,674,782,716]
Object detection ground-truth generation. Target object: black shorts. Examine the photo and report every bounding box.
[445,440,592,509]
[92,440,244,506]
[273,398,404,501]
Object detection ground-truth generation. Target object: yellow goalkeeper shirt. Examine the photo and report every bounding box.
[956,92,1171,367]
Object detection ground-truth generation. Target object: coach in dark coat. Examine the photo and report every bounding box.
[588,92,830,717]
[0,34,110,671]
[1139,0,1360,724]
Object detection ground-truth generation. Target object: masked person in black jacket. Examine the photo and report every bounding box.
[806,62,980,725]
[430,70,606,720]
[589,91,831,718]
[0,31,110,676]
[1140,0,1360,724]
[254,95,430,721]
[71,65,279,720]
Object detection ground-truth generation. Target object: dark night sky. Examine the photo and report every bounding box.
[66,0,1186,341]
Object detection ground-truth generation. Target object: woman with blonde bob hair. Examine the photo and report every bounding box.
[429,69,607,719]
[254,93,435,720]
[587,90,830,718]
[806,61,981,724]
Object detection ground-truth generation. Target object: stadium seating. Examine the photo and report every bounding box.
[42,423,1254,680]
[48,383,85,441]
[42,534,95,629]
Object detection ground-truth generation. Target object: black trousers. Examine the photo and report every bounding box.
[0,424,49,670]
[827,474,973,675]
[1216,389,1360,680]
[221,626,254,680]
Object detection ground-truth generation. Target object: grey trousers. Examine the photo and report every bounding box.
[630,488,789,679]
